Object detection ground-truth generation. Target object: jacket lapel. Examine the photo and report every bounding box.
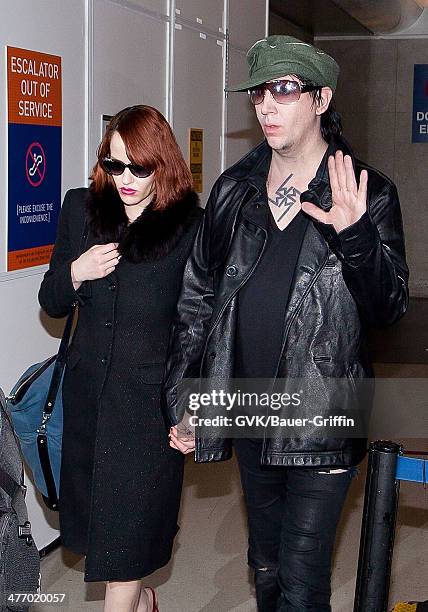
[283,221,329,330]
[208,190,267,329]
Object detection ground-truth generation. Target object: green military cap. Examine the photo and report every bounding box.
[228,35,339,92]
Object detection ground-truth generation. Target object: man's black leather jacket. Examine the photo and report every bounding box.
[164,136,409,467]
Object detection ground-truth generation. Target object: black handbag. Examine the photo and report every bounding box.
[0,390,40,612]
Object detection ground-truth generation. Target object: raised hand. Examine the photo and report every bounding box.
[71,243,120,289]
[301,151,368,233]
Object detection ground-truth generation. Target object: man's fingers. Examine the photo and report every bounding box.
[170,438,190,453]
[169,426,195,452]
[301,202,330,224]
[344,155,357,194]
[169,433,195,454]
[327,155,340,195]
[172,432,195,445]
[335,150,347,190]
[358,169,368,202]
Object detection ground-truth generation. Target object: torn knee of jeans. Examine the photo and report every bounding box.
[255,566,278,573]
[317,468,349,474]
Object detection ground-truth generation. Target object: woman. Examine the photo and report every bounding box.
[39,105,202,611]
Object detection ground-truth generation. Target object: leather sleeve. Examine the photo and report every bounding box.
[163,185,218,426]
[38,189,88,318]
[317,177,409,326]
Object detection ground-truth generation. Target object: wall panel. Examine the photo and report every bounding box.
[121,0,169,15]
[91,0,167,168]
[225,0,268,167]
[226,47,262,167]
[0,0,87,548]
[175,0,224,32]
[173,26,224,202]
[228,0,267,50]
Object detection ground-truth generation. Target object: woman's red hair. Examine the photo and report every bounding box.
[90,105,193,210]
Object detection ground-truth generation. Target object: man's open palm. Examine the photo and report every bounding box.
[301,150,368,233]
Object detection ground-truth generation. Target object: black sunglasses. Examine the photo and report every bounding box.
[248,79,319,105]
[100,157,153,179]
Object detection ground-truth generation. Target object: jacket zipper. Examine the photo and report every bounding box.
[7,357,56,404]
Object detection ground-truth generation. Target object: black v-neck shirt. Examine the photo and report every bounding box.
[234,208,309,379]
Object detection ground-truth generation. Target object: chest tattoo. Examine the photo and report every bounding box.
[268,174,302,221]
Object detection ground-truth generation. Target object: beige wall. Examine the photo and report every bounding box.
[269,12,313,42]
[317,38,428,298]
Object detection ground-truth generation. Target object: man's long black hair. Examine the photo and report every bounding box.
[292,74,343,141]
[311,87,343,142]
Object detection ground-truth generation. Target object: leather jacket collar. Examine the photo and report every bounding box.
[302,135,355,211]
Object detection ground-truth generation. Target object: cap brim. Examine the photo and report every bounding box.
[226,65,301,92]
[226,60,337,93]
[226,76,271,92]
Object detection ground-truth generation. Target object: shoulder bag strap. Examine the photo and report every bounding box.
[0,466,20,500]
[37,216,89,510]
[42,216,89,420]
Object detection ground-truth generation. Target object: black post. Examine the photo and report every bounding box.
[354,440,402,612]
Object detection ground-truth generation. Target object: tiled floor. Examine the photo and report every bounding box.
[33,363,427,611]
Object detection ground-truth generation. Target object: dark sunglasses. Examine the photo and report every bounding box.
[248,79,319,106]
[100,157,152,178]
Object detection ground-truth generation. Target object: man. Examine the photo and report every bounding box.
[164,35,408,611]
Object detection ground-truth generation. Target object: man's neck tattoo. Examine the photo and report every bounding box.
[268,173,301,222]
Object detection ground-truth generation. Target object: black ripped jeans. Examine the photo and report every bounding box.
[234,439,357,612]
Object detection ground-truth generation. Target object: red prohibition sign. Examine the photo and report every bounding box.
[26,142,46,187]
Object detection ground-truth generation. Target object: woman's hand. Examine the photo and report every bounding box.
[169,425,195,455]
[71,243,120,289]
[301,151,368,233]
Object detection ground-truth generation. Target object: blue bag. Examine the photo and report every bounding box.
[7,311,74,511]
[7,221,87,511]
[7,357,64,505]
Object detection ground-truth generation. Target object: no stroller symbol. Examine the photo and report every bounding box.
[26,142,46,187]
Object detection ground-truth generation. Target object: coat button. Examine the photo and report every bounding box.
[226,265,238,277]
[101,357,107,365]
[105,321,112,328]
[108,283,116,291]
[209,352,216,360]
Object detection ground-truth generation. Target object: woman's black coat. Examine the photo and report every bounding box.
[39,187,202,581]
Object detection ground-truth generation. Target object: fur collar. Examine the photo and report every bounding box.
[86,187,201,263]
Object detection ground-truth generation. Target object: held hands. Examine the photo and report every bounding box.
[301,151,368,233]
[169,423,195,455]
[71,243,120,289]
